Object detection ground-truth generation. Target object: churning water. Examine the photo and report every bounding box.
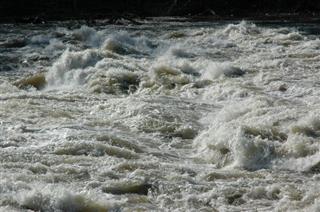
[1,19,320,211]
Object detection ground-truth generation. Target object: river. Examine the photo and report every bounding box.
[1,19,320,211]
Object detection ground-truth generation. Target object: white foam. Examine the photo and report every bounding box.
[46,49,102,88]
[3,21,320,211]
[201,62,244,79]
[73,25,104,47]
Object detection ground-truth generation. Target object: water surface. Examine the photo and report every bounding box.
[1,20,320,211]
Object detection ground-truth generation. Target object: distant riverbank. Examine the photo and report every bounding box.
[0,0,320,23]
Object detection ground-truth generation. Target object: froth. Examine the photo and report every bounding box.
[46,49,102,88]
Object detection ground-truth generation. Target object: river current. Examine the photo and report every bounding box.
[1,20,320,211]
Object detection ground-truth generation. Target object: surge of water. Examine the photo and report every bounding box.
[1,20,320,211]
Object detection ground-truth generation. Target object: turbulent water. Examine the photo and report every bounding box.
[1,19,320,211]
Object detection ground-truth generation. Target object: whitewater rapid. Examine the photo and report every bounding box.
[1,20,320,211]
